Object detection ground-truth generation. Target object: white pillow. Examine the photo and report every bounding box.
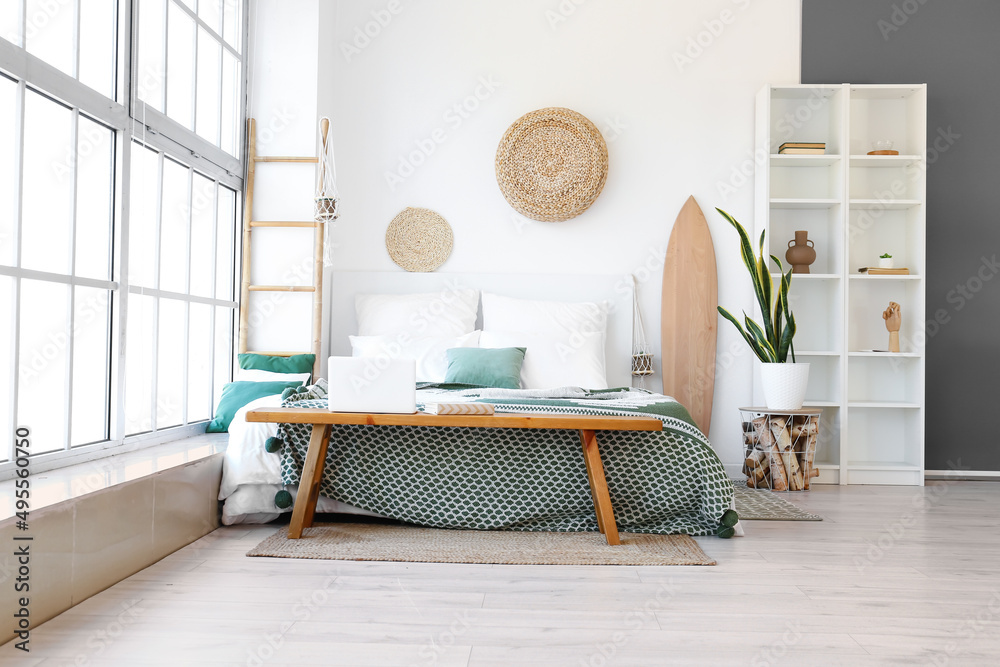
[349,331,481,383]
[356,289,479,337]
[234,369,311,385]
[480,330,608,390]
[482,292,608,342]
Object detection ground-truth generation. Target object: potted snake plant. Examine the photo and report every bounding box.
[716,208,809,410]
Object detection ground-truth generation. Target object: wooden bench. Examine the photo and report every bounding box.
[245,408,664,545]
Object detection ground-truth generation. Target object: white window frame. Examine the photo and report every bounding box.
[0,0,249,477]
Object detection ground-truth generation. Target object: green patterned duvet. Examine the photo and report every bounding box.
[273,386,734,536]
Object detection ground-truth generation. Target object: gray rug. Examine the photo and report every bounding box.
[732,479,823,521]
[247,523,716,565]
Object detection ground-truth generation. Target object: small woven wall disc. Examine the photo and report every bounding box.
[385,207,453,272]
[495,107,609,222]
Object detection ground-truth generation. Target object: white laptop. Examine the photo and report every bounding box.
[327,356,417,414]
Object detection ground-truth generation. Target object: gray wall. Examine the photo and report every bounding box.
[801,0,1000,472]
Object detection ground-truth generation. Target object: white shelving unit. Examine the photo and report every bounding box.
[754,84,926,486]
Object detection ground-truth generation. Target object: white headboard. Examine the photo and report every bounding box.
[327,271,635,388]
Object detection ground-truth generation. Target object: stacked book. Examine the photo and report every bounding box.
[858,267,910,275]
[778,142,826,155]
[422,402,495,415]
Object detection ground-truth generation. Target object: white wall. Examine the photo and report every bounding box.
[253,0,802,468]
[246,0,320,355]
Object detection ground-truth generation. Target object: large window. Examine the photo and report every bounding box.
[0,1,247,471]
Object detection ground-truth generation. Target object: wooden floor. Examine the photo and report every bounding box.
[3,481,1000,666]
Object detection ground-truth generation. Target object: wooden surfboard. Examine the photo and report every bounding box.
[661,196,718,435]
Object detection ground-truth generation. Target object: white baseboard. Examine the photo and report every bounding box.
[925,470,1000,480]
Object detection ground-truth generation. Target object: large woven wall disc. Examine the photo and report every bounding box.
[385,207,453,272]
[495,107,609,222]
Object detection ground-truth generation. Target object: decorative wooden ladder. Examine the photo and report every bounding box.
[237,118,326,378]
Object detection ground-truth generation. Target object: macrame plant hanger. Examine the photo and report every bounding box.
[631,275,654,388]
[315,117,340,222]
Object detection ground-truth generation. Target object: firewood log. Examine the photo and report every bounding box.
[770,416,803,490]
[752,416,776,448]
[745,449,768,473]
[790,418,819,439]
[803,431,819,489]
[766,441,788,491]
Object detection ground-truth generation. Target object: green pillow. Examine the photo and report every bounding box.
[444,347,526,389]
[206,380,304,433]
[238,353,315,374]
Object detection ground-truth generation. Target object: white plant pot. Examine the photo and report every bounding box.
[879,257,894,268]
[760,363,810,411]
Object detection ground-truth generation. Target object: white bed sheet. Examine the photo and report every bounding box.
[219,393,378,525]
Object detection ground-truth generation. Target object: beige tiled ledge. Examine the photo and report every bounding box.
[0,433,227,522]
[0,434,228,642]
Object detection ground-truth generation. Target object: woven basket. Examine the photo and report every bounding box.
[385,207,453,272]
[495,107,609,222]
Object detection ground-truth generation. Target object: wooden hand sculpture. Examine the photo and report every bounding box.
[883,301,901,353]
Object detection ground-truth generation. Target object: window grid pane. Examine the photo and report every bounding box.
[18,279,71,454]
[187,302,212,422]
[158,157,190,293]
[128,143,160,288]
[71,287,111,446]
[166,1,196,131]
[75,117,115,281]
[21,90,74,275]
[137,0,167,111]
[78,0,118,99]
[0,276,13,462]
[125,293,155,435]
[25,0,76,79]
[0,2,24,48]
[189,174,216,298]
[156,297,186,429]
[195,27,221,145]
[215,185,236,300]
[223,0,240,51]
[0,76,17,267]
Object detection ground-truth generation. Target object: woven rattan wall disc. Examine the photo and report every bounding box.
[385,207,453,272]
[495,107,609,222]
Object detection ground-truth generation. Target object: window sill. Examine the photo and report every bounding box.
[0,432,228,522]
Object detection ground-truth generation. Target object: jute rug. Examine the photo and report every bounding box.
[732,479,823,521]
[247,523,715,566]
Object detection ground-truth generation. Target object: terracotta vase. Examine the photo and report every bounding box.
[785,231,817,274]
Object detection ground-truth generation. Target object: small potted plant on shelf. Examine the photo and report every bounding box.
[879,253,894,269]
[716,208,809,410]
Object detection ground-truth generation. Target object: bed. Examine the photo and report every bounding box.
[219,272,736,536]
